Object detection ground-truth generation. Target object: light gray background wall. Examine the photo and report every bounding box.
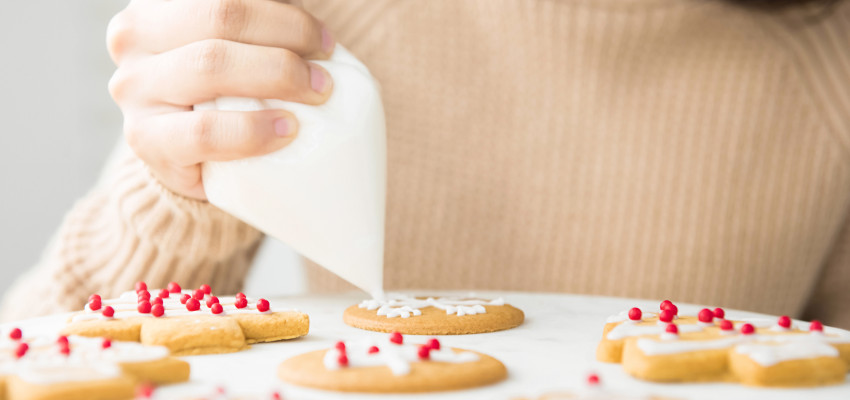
[0,1,304,300]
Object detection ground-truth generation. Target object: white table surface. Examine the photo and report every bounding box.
[6,291,850,400]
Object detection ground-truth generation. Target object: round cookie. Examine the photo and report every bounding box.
[343,295,524,335]
[278,334,507,393]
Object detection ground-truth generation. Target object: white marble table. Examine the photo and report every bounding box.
[6,291,850,400]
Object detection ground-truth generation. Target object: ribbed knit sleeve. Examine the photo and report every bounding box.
[0,149,263,322]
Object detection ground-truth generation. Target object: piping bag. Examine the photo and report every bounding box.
[197,46,386,299]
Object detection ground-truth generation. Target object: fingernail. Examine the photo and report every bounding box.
[274,117,294,137]
[309,65,329,94]
[321,27,335,54]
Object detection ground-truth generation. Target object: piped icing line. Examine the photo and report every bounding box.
[606,323,703,340]
[606,309,657,323]
[322,333,479,376]
[734,341,839,367]
[358,294,505,318]
[73,290,275,322]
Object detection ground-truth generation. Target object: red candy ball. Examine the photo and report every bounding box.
[57,335,69,346]
[192,289,205,301]
[102,306,115,318]
[15,343,29,358]
[257,299,270,312]
[88,294,101,303]
[151,304,165,317]
[740,323,755,335]
[665,323,679,335]
[698,308,714,323]
[9,328,22,341]
[135,384,155,399]
[667,304,678,316]
[659,300,674,310]
[151,297,163,306]
[719,319,734,331]
[102,338,112,349]
[271,392,282,400]
[137,291,151,301]
[167,282,181,293]
[810,320,824,332]
[180,294,191,304]
[200,284,212,295]
[427,338,441,350]
[88,298,102,311]
[418,345,431,360]
[135,281,147,293]
[335,341,346,352]
[158,289,170,299]
[777,316,792,329]
[206,296,220,308]
[210,303,224,315]
[236,292,246,299]
[138,301,152,314]
[234,297,248,309]
[628,307,642,321]
[713,307,725,319]
[389,331,403,345]
[587,373,600,386]
[659,309,675,323]
[368,346,380,354]
[59,344,71,356]
[338,354,349,367]
[186,298,201,312]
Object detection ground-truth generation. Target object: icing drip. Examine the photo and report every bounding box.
[358,294,505,318]
[322,337,479,375]
[72,290,276,322]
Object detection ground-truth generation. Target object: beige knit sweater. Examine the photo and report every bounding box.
[3,0,849,328]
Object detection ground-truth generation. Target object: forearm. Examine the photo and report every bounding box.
[0,149,263,322]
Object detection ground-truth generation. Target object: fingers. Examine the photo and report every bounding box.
[126,109,299,167]
[109,39,333,107]
[108,0,333,65]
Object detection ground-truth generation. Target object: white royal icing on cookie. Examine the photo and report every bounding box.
[735,340,839,366]
[358,294,505,318]
[606,310,657,323]
[322,337,479,376]
[605,323,702,340]
[72,290,274,322]
[637,336,750,355]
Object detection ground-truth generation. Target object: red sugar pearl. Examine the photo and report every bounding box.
[271,391,282,400]
[88,294,101,303]
[628,307,642,321]
[659,300,674,310]
[88,298,102,311]
[236,292,247,299]
[137,291,151,302]
[719,319,734,331]
[167,281,181,293]
[335,341,346,352]
[698,308,714,323]
[665,323,679,335]
[135,281,147,293]
[587,373,600,386]
[418,345,431,360]
[338,354,349,367]
[102,338,112,349]
[210,303,224,315]
[810,320,824,332]
[667,304,679,316]
[14,343,29,359]
[180,294,191,304]
[389,331,403,345]
[427,338,441,351]
[138,301,152,314]
[234,297,248,309]
[59,344,71,356]
[199,284,212,295]
[186,298,201,312]
[151,297,163,306]
[257,299,270,312]
[192,289,205,301]
[151,304,165,318]
[777,316,792,329]
[740,323,756,335]
[206,296,220,308]
[102,306,115,318]
[57,335,69,346]
[368,346,380,354]
[135,384,155,399]
[158,289,170,299]
[9,328,22,341]
[713,308,725,319]
[658,309,675,323]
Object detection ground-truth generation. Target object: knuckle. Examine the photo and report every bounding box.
[209,0,246,30]
[191,40,230,76]
[106,11,133,63]
[289,9,321,46]
[189,113,217,153]
[107,69,131,104]
[271,50,303,94]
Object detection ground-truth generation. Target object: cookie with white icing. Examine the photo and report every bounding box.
[343,294,524,335]
[278,332,507,392]
[599,301,850,387]
[61,282,309,356]
[1,328,189,400]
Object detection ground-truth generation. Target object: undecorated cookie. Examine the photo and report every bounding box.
[343,295,524,335]
[278,332,507,393]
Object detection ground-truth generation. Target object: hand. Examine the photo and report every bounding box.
[107,0,335,200]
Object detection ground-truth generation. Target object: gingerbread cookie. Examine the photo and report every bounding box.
[599,301,850,387]
[62,282,309,355]
[278,332,507,393]
[343,294,524,335]
[1,328,189,400]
